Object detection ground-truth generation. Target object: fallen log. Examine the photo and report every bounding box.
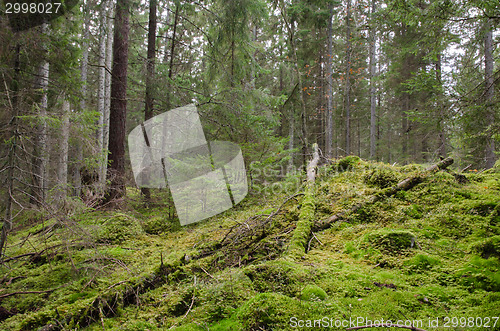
[288,144,319,257]
[313,157,454,232]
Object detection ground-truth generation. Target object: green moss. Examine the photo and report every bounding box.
[300,284,327,301]
[404,254,441,273]
[97,213,144,244]
[470,235,500,258]
[364,169,399,188]
[288,188,315,257]
[365,229,416,252]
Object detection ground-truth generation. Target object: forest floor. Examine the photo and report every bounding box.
[1,157,499,330]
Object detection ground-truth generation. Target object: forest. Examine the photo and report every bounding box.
[0,0,499,330]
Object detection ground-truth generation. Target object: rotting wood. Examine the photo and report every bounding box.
[313,157,454,232]
[288,144,319,257]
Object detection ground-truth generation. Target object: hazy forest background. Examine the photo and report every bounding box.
[0,0,499,329]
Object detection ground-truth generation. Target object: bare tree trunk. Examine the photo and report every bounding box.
[484,18,496,169]
[369,0,377,159]
[435,53,446,159]
[288,112,295,173]
[325,4,334,159]
[57,99,70,199]
[103,2,115,165]
[75,5,90,198]
[141,0,157,200]
[166,4,179,110]
[345,0,351,155]
[31,22,50,205]
[97,0,108,186]
[106,0,130,202]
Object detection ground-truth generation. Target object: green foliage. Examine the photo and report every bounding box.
[365,229,416,252]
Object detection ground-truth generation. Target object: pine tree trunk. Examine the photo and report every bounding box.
[435,53,446,159]
[484,19,496,169]
[106,0,130,202]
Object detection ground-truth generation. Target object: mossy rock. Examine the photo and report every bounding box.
[300,284,327,301]
[364,169,399,188]
[98,213,144,244]
[365,229,415,251]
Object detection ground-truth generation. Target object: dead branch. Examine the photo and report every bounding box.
[0,284,66,299]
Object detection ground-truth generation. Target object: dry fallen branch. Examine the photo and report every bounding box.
[0,284,66,299]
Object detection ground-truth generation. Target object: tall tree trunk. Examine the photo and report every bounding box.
[104,2,115,167]
[401,24,410,164]
[369,0,377,159]
[435,53,446,159]
[166,4,179,110]
[106,0,130,202]
[57,99,70,199]
[97,0,108,187]
[31,22,50,205]
[75,5,90,198]
[141,0,157,200]
[484,18,496,169]
[1,43,21,258]
[325,4,334,159]
[345,0,351,155]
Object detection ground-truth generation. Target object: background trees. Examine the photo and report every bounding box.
[0,0,498,252]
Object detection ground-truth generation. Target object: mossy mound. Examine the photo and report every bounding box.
[97,213,144,244]
[300,284,327,301]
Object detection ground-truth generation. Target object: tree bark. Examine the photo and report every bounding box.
[74,7,90,198]
[57,99,70,199]
[106,0,130,202]
[104,1,115,168]
[31,22,50,205]
[97,0,108,186]
[141,0,157,200]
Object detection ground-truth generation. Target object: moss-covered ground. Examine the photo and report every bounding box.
[1,158,499,330]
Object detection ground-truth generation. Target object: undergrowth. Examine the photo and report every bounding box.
[1,158,499,330]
